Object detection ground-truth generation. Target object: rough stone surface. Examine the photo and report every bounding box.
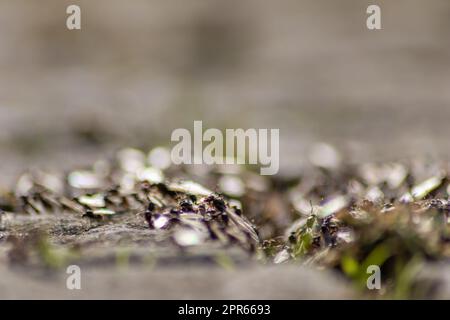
[0,265,353,299]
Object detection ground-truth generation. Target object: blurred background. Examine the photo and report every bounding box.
[1,0,450,184]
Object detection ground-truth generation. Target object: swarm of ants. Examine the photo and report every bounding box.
[1,146,450,297]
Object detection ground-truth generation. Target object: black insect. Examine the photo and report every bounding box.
[179,199,194,212]
[205,195,226,212]
[82,210,102,220]
[144,202,156,228]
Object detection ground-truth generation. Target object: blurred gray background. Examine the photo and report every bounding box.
[1,0,450,184]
